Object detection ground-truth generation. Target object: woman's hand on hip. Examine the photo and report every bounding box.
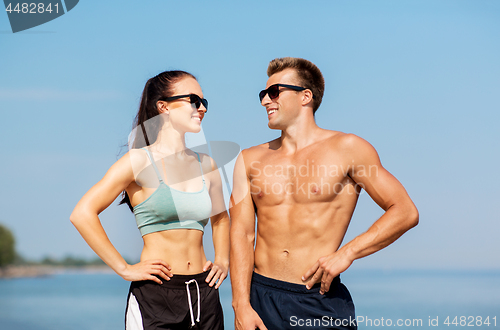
[203,260,228,289]
[120,259,172,284]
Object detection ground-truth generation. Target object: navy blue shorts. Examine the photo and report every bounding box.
[250,272,356,330]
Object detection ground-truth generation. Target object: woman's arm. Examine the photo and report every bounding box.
[70,152,172,284]
[204,156,230,288]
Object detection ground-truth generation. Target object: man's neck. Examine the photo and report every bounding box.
[279,114,321,153]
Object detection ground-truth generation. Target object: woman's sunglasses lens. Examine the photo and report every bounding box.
[189,95,208,111]
[189,95,201,109]
[201,99,208,110]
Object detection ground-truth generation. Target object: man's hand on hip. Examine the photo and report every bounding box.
[302,249,354,294]
[234,304,268,330]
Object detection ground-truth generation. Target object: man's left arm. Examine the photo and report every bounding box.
[303,134,419,294]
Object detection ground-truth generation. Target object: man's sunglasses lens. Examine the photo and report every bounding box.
[259,85,280,102]
[258,84,312,103]
[258,90,266,102]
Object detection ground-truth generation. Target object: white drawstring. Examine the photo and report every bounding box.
[185,279,200,327]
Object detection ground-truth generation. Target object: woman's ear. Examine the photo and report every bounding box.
[156,100,169,114]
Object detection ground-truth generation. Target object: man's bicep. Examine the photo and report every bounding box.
[230,181,256,234]
[230,152,249,207]
[348,136,411,211]
[355,165,410,211]
[230,151,256,234]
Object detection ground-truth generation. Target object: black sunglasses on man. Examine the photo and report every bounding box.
[259,84,314,102]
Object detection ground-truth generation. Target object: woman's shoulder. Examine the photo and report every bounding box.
[190,151,217,174]
[97,150,146,185]
[120,148,151,173]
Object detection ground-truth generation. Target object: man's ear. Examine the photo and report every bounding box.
[302,89,314,107]
[156,100,169,114]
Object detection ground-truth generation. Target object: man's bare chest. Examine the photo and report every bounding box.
[248,152,354,203]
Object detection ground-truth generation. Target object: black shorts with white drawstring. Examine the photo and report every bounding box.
[125,270,224,330]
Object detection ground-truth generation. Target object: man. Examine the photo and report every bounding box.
[230,57,418,330]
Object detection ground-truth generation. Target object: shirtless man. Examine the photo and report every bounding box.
[230,57,419,330]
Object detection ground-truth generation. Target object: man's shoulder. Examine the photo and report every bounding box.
[320,130,369,148]
[242,138,280,155]
[312,131,377,159]
[320,131,379,162]
[237,139,280,167]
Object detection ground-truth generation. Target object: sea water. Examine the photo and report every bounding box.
[343,269,499,329]
[0,269,498,329]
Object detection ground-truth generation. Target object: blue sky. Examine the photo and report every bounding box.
[0,0,499,270]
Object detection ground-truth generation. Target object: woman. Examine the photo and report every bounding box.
[70,70,229,330]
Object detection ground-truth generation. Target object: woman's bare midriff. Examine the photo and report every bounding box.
[141,229,207,275]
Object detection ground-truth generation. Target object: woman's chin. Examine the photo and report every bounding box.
[190,125,202,133]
